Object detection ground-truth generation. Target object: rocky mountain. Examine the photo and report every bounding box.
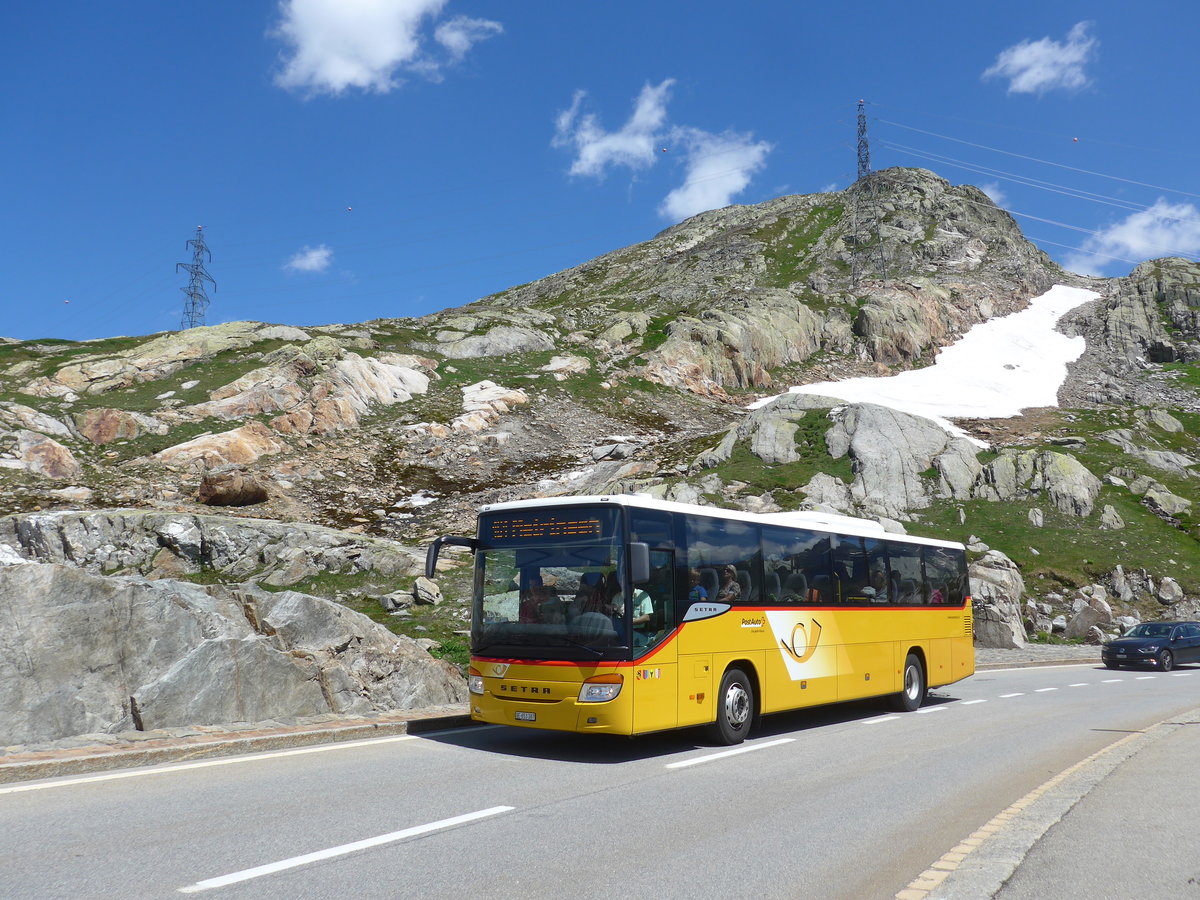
[2,167,1197,742]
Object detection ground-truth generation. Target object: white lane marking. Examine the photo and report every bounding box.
[1136,676,1156,680]
[178,806,513,893]
[915,707,946,714]
[999,693,1025,698]
[960,699,988,705]
[862,715,901,726]
[0,735,418,796]
[1171,673,1191,677]
[1034,688,1058,693]
[665,738,794,769]
[1102,679,1123,683]
[1068,683,1088,687]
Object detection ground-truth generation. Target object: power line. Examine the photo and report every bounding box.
[881,142,1200,235]
[876,118,1200,201]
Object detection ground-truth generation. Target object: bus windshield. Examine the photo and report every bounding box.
[473,507,631,660]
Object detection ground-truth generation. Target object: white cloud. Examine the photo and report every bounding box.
[285,244,334,273]
[552,80,771,221]
[272,0,501,95]
[980,182,1008,206]
[983,21,1097,95]
[1064,199,1200,275]
[659,129,772,221]
[435,15,503,61]
[552,80,675,177]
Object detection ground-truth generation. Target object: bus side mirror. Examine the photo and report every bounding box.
[426,535,478,579]
[629,542,650,585]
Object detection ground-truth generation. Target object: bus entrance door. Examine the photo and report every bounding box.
[631,550,677,734]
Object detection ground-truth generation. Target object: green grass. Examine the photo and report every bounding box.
[753,205,845,289]
[693,414,855,503]
[1160,362,1200,390]
[914,491,1199,597]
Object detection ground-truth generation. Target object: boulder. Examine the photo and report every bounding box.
[1099,505,1125,530]
[976,449,1101,517]
[1144,489,1192,520]
[73,407,168,444]
[153,421,285,468]
[1157,577,1185,605]
[969,550,1026,648]
[1065,600,1112,639]
[541,355,591,380]
[413,576,443,606]
[0,402,73,438]
[9,430,82,479]
[197,469,270,507]
[434,325,555,359]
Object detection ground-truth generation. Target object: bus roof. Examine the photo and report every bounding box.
[477,494,965,550]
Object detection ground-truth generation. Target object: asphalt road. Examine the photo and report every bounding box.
[3,662,1198,900]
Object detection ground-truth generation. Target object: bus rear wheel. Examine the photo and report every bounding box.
[891,653,925,712]
[710,667,754,745]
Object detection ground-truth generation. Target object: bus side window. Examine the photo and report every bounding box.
[764,567,782,603]
[832,536,868,603]
[886,541,923,605]
[923,546,963,605]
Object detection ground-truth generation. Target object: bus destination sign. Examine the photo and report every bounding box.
[486,513,604,542]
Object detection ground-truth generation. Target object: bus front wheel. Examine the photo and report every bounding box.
[891,654,925,712]
[710,667,754,745]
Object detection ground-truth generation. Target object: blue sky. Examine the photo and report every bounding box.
[3,1,1197,342]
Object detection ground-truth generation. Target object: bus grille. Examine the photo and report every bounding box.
[963,606,973,637]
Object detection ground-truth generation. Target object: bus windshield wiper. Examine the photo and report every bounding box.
[557,636,606,656]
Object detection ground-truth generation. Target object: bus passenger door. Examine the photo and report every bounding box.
[632,551,678,734]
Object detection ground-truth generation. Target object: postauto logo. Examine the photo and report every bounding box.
[780,618,822,664]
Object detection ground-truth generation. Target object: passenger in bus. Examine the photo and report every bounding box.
[578,572,615,615]
[716,566,742,603]
[687,568,708,603]
[631,586,654,646]
[868,567,889,603]
[519,574,551,622]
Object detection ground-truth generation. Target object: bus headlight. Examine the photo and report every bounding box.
[579,674,623,703]
[468,668,484,695]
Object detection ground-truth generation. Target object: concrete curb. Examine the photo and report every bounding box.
[976,658,1097,671]
[0,708,473,785]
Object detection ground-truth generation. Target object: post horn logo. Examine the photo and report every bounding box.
[781,618,822,664]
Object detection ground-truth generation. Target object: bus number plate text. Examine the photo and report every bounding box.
[515,711,536,722]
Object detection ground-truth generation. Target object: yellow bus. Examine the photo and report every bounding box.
[427,494,973,744]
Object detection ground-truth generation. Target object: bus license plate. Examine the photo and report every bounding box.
[515,711,536,722]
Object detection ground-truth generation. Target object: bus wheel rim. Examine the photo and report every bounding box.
[905,665,920,699]
[726,683,750,726]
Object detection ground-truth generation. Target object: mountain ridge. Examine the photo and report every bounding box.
[1,166,1197,665]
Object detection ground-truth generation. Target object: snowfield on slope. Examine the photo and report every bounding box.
[750,284,1100,444]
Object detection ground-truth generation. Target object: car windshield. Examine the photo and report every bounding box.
[1125,623,1171,638]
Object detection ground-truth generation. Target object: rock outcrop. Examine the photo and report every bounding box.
[0,563,466,745]
[0,509,423,584]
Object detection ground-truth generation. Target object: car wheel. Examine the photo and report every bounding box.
[1158,650,1174,672]
[890,653,925,712]
[709,667,754,745]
